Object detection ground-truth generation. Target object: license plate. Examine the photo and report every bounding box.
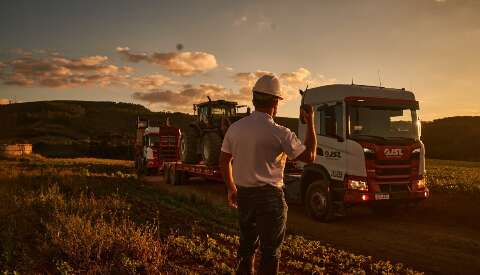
[375,193,390,200]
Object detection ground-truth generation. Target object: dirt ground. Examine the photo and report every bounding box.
[144,176,480,275]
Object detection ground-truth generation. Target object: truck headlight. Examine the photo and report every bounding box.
[363,148,375,160]
[412,148,421,159]
[347,178,368,191]
[415,178,426,190]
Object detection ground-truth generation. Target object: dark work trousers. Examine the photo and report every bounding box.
[236,184,288,266]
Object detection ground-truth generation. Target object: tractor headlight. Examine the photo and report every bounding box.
[347,178,368,191]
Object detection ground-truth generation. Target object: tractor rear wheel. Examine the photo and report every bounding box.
[202,132,222,167]
[180,128,200,164]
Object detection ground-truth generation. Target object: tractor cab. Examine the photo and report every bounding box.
[193,98,249,128]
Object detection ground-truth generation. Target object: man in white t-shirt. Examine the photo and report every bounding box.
[220,75,317,275]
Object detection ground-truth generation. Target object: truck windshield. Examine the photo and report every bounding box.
[147,135,160,146]
[348,105,420,141]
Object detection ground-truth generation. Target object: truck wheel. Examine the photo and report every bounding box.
[305,181,334,222]
[202,132,222,167]
[180,128,200,164]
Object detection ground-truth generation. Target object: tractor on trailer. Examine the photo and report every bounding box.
[159,84,429,221]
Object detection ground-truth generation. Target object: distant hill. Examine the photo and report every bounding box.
[0,100,479,161]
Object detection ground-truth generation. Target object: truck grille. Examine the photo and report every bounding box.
[374,159,412,181]
[379,183,410,193]
[158,136,178,160]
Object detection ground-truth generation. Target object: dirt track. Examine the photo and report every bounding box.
[145,176,480,275]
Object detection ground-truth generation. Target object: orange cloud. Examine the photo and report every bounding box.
[0,54,132,88]
[132,83,249,112]
[233,68,335,101]
[116,47,218,76]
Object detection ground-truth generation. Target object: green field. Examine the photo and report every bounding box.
[0,157,434,274]
[426,159,480,194]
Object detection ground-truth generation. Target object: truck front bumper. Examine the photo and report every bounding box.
[344,188,429,205]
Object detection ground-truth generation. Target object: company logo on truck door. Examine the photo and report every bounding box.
[384,148,403,157]
[324,150,342,159]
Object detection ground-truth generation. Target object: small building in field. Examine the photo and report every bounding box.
[0,144,33,159]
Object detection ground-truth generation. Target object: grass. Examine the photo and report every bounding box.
[4,157,466,274]
[426,159,480,195]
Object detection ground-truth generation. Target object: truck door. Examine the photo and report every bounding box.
[315,102,347,181]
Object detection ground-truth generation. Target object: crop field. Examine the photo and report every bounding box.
[426,159,480,194]
[0,156,428,274]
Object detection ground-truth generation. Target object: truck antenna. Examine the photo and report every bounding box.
[377,69,382,87]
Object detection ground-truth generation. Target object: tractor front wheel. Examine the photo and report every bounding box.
[180,128,200,164]
[202,132,222,167]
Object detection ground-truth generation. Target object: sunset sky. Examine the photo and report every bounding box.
[0,0,479,120]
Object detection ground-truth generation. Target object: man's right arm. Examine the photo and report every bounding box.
[295,105,316,163]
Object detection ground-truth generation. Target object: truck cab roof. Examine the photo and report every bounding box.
[304,84,416,104]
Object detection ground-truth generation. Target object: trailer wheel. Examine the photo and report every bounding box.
[181,128,200,164]
[202,132,222,167]
[167,166,186,185]
[305,181,334,222]
[164,165,172,184]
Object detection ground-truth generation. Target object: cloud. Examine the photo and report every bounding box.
[129,74,175,91]
[132,83,249,112]
[234,15,248,26]
[233,68,336,101]
[116,47,218,76]
[280,68,311,85]
[225,66,234,71]
[0,54,132,88]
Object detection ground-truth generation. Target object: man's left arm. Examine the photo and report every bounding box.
[220,130,237,208]
[220,151,237,208]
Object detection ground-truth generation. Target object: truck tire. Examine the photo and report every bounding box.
[180,128,200,164]
[202,132,222,167]
[305,181,334,222]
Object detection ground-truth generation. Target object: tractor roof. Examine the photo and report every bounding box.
[196,99,238,107]
[304,84,416,104]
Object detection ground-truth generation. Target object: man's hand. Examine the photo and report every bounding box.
[220,151,238,209]
[300,104,314,124]
[227,187,238,209]
[295,104,317,163]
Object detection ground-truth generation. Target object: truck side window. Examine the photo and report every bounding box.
[318,104,343,139]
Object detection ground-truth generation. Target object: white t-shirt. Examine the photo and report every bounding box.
[221,111,306,188]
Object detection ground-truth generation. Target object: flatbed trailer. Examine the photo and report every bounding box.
[162,160,305,204]
[163,162,223,185]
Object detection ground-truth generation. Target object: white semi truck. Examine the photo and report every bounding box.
[160,84,430,221]
[287,84,429,221]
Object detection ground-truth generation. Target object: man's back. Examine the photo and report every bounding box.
[221,111,305,188]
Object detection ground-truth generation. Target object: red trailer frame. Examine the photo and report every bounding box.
[163,162,223,185]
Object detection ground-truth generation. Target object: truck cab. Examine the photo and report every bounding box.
[295,84,429,221]
[135,118,181,175]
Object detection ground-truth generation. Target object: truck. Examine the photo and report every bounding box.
[135,117,181,175]
[158,84,430,221]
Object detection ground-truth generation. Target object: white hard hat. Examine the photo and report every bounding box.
[252,74,283,99]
